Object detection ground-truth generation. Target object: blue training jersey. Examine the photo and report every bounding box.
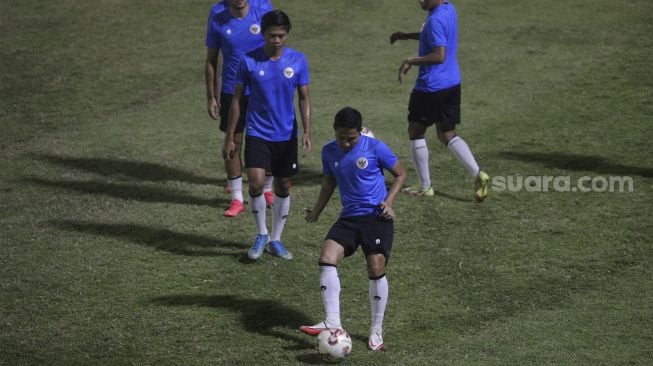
[322,136,398,218]
[235,47,310,141]
[207,0,272,17]
[205,6,266,94]
[415,1,461,92]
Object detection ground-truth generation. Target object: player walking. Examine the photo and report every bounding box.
[390,0,489,201]
[222,9,312,260]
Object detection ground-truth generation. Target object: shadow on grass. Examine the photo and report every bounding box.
[50,220,247,256]
[291,166,325,187]
[151,294,314,352]
[25,177,228,207]
[499,151,653,177]
[433,189,470,203]
[35,154,220,184]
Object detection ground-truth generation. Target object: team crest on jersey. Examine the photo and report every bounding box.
[284,67,294,78]
[356,157,368,169]
[250,24,261,35]
[259,70,265,76]
[226,29,232,36]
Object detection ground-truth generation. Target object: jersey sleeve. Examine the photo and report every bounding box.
[321,145,334,176]
[234,56,250,88]
[426,17,446,48]
[259,0,273,12]
[297,53,310,87]
[205,13,220,49]
[375,140,398,170]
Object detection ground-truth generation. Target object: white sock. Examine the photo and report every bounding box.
[369,274,388,334]
[410,139,431,189]
[264,174,273,193]
[270,194,290,242]
[447,136,480,178]
[227,176,243,202]
[249,193,267,235]
[320,265,342,328]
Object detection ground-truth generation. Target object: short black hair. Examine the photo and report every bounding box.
[261,10,292,33]
[333,107,363,131]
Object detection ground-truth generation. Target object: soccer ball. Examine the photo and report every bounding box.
[315,329,352,361]
[360,126,376,138]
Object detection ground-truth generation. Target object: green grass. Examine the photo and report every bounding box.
[1,0,652,364]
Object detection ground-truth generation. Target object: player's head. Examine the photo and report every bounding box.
[333,107,363,151]
[262,10,292,33]
[262,10,291,53]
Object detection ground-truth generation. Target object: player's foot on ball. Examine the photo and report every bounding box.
[368,331,385,351]
[299,321,340,336]
[402,184,434,197]
[224,199,245,217]
[474,171,490,202]
[248,234,268,260]
[266,240,293,260]
[264,190,274,208]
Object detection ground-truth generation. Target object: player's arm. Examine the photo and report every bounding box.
[398,46,445,84]
[379,162,406,220]
[305,175,337,223]
[389,32,420,44]
[205,47,222,119]
[297,84,312,155]
[222,84,244,162]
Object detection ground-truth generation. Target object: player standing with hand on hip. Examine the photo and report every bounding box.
[222,9,312,260]
[299,107,406,351]
[390,0,489,201]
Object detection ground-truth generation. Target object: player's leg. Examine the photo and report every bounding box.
[263,173,274,208]
[220,93,247,217]
[299,239,346,335]
[366,254,388,351]
[266,138,298,260]
[244,136,271,259]
[403,90,434,196]
[362,216,393,351]
[435,85,489,201]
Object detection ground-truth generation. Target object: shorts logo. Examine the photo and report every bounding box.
[375,239,381,245]
[356,157,368,169]
[292,163,297,169]
[284,67,295,78]
[250,24,261,35]
[259,70,265,76]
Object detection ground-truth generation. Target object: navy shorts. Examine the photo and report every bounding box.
[408,84,461,133]
[325,215,394,262]
[219,93,248,134]
[244,136,299,178]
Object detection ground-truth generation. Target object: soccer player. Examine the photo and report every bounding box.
[390,0,489,202]
[205,0,274,217]
[222,10,312,260]
[299,107,406,351]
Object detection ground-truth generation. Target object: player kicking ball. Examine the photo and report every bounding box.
[299,107,406,351]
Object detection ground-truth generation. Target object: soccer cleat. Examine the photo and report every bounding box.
[248,234,268,260]
[264,190,274,208]
[299,321,340,336]
[224,199,245,217]
[474,171,490,202]
[368,331,385,351]
[401,184,434,197]
[267,240,293,260]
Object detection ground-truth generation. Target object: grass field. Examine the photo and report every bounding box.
[1,0,652,364]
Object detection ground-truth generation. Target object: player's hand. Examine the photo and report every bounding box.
[378,201,395,221]
[305,208,319,223]
[302,131,312,156]
[207,97,220,120]
[222,140,236,162]
[390,32,404,44]
[398,60,412,84]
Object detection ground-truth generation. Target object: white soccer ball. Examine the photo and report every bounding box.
[360,126,376,138]
[315,329,352,361]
